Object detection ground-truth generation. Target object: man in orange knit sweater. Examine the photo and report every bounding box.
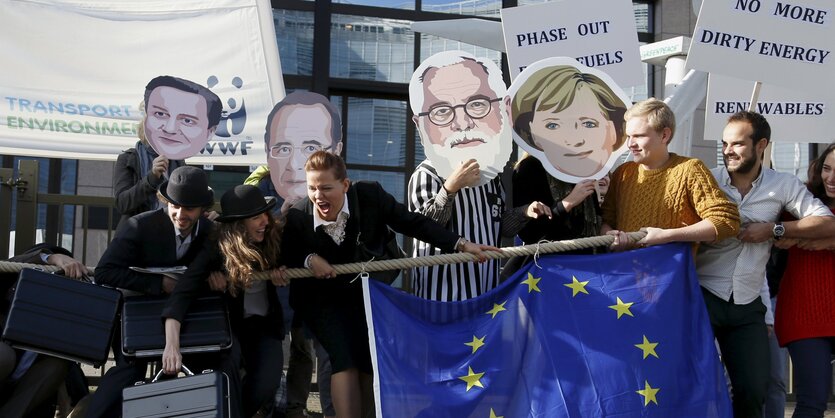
[601,98,740,250]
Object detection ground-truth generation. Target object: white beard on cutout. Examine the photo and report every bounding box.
[419,108,512,187]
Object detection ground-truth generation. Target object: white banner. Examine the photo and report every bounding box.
[686,0,834,94]
[500,0,643,87]
[705,74,834,144]
[0,0,284,165]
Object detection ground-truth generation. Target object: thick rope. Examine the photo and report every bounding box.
[0,232,646,279]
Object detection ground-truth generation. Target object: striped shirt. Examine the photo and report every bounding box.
[408,160,504,301]
[696,167,832,304]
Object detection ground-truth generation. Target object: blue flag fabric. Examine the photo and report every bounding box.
[363,243,732,418]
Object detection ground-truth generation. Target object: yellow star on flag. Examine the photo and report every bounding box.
[635,335,659,359]
[608,297,634,318]
[465,335,486,354]
[489,408,504,418]
[636,380,660,406]
[458,366,485,391]
[485,301,507,319]
[564,276,590,297]
[521,273,542,293]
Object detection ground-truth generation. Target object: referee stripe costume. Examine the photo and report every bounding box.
[408,160,504,302]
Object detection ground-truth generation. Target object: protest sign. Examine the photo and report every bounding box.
[706,74,834,144]
[687,0,834,94]
[0,0,283,165]
[501,0,643,87]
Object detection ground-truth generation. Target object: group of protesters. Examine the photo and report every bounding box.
[2,64,834,418]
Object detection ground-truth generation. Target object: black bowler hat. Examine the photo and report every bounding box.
[159,166,214,208]
[216,185,276,223]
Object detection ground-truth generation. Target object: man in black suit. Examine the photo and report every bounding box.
[86,166,241,418]
[0,244,90,416]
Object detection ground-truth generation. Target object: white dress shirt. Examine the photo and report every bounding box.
[696,167,832,304]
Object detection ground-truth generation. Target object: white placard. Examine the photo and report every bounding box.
[501,0,643,87]
[687,0,834,94]
[0,0,284,165]
[705,74,834,144]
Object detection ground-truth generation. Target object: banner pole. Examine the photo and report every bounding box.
[748,81,772,169]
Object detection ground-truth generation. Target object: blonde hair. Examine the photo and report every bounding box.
[216,212,282,296]
[512,65,627,152]
[624,98,676,142]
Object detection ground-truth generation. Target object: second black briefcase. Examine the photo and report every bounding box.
[121,293,232,357]
[1,268,122,366]
[122,366,230,418]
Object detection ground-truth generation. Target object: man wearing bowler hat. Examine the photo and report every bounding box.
[87,166,242,418]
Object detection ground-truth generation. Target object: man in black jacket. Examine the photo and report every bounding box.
[0,244,89,417]
[86,166,241,418]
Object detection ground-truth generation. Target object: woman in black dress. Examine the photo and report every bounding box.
[282,151,497,418]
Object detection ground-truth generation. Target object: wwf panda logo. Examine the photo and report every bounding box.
[207,75,247,137]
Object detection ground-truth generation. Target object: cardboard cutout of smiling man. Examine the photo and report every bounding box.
[409,51,513,186]
[144,75,223,160]
[262,92,344,208]
[509,58,631,183]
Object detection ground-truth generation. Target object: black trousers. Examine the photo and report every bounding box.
[238,315,284,417]
[701,288,770,418]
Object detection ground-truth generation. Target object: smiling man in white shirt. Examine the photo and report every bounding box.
[696,111,835,418]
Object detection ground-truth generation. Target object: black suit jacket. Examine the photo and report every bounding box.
[161,241,284,337]
[96,208,212,295]
[282,181,461,307]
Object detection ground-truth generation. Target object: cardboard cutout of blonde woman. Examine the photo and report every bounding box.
[409,51,513,186]
[509,58,631,183]
[143,75,223,160]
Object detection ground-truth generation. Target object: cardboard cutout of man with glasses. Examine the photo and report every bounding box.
[264,92,344,212]
[406,51,513,302]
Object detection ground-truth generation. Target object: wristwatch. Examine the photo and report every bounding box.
[772,222,785,240]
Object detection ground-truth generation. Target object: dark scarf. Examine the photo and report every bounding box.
[135,141,182,210]
[547,175,601,239]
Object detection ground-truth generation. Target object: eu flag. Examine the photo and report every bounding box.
[363,243,732,418]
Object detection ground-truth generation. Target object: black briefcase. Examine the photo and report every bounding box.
[1,268,121,366]
[122,366,230,418]
[121,294,232,357]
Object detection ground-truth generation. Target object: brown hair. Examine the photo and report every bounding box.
[304,150,347,180]
[216,211,283,296]
[807,142,835,208]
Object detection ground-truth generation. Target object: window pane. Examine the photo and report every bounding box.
[273,10,314,76]
[634,2,651,33]
[330,15,414,83]
[348,169,406,203]
[344,97,407,167]
[421,0,501,18]
[332,0,414,9]
[419,34,502,69]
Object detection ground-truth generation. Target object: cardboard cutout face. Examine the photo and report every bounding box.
[143,76,221,160]
[264,92,343,202]
[409,51,513,186]
[508,58,631,183]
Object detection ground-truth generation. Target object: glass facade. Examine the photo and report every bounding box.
[273,0,656,203]
[421,0,501,17]
[330,15,415,83]
[274,9,314,76]
[344,97,408,167]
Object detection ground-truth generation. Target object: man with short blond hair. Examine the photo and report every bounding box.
[602,98,740,249]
